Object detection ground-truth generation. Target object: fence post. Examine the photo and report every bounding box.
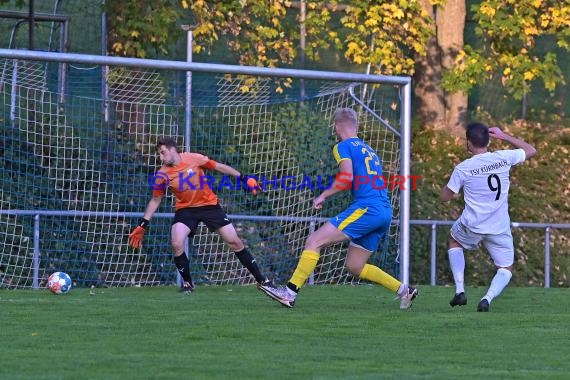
[430,223,437,286]
[308,221,315,285]
[544,226,551,288]
[33,213,40,289]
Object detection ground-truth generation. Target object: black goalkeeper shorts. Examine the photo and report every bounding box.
[172,204,232,237]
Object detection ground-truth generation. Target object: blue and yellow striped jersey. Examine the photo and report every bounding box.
[333,137,390,205]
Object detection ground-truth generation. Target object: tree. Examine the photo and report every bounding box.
[103,0,569,136]
[103,0,191,147]
[413,1,467,135]
[188,1,432,91]
[335,1,432,76]
[443,0,569,109]
[105,0,189,58]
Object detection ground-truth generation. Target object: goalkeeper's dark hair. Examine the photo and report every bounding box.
[156,137,179,152]
[466,122,489,148]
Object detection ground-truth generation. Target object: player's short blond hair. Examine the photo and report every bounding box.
[333,108,358,126]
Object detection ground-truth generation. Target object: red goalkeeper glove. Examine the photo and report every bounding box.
[242,176,261,196]
[129,218,149,249]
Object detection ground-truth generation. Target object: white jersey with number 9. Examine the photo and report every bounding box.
[446,149,526,234]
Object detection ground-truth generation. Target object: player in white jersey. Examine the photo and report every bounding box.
[441,122,536,312]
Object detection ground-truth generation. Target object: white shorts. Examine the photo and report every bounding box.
[450,220,514,267]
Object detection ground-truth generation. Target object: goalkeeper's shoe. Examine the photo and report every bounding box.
[398,285,418,309]
[258,285,296,308]
[180,281,195,294]
[450,292,467,307]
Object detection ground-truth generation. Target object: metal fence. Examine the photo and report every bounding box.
[412,219,570,288]
[2,207,567,288]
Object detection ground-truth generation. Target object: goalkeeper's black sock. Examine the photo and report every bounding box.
[234,248,266,284]
[173,253,193,284]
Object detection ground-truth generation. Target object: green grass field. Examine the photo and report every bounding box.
[1,285,568,380]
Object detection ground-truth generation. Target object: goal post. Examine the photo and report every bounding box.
[0,48,412,289]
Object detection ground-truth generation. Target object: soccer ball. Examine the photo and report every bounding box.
[47,272,72,294]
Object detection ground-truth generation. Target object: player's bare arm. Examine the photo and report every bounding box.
[314,159,353,209]
[211,161,241,178]
[489,126,537,159]
[142,195,163,221]
[440,186,456,202]
[128,195,163,249]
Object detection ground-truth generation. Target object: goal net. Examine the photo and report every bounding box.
[0,54,408,289]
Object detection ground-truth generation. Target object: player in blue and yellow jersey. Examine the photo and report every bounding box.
[259,108,418,309]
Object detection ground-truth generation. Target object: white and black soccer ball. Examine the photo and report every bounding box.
[47,272,72,294]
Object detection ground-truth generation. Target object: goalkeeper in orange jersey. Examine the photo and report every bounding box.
[128,137,277,294]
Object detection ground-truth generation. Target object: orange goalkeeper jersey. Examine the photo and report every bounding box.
[152,152,218,210]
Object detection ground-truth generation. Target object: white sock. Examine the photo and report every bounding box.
[448,247,465,294]
[483,268,512,303]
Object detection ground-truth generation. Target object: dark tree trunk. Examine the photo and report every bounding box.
[415,0,467,135]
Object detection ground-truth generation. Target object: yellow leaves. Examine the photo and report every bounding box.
[544,78,556,91]
[393,8,405,19]
[346,41,360,54]
[523,71,535,81]
[271,1,284,13]
[523,25,539,36]
[364,18,379,27]
[194,21,217,40]
[503,67,511,75]
[454,50,466,65]
[112,42,123,53]
[479,4,496,17]
[412,41,425,55]
[531,0,543,8]
[429,0,446,6]
[344,22,357,31]
[130,30,140,38]
[180,0,189,9]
